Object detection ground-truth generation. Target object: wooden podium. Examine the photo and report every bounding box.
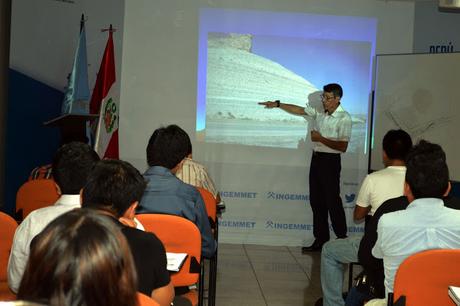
[43,113,99,144]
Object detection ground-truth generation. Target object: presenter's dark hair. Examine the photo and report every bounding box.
[17,209,138,306]
[82,159,146,217]
[52,142,100,194]
[405,140,449,199]
[323,83,343,98]
[382,129,413,160]
[146,124,190,169]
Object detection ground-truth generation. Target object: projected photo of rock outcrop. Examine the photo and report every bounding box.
[206,33,318,123]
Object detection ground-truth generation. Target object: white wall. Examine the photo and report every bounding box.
[413,1,460,53]
[9,0,125,94]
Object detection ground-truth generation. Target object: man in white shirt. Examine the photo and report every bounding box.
[7,142,99,292]
[259,83,352,252]
[353,130,412,221]
[367,140,460,306]
[317,129,412,306]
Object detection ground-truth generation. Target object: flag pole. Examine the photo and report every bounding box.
[80,14,84,33]
[94,102,103,153]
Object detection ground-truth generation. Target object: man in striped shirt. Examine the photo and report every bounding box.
[175,143,221,204]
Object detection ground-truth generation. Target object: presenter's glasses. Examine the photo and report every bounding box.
[320,93,335,101]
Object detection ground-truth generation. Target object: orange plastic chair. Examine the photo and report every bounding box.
[197,187,218,306]
[390,249,460,306]
[137,292,160,306]
[16,179,59,220]
[197,187,217,228]
[0,211,18,300]
[136,214,203,306]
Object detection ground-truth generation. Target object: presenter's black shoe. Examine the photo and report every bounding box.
[314,297,323,306]
[301,240,325,253]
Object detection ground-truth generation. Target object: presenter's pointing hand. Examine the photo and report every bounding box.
[258,100,279,108]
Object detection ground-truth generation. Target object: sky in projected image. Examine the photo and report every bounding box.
[197,8,376,152]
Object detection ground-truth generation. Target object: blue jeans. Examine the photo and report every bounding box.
[321,236,362,306]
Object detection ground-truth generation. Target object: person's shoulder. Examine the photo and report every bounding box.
[16,205,68,239]
[369,166,405,180]
[336,104,351,116]
[185,158,205,168]
[176,178,200,195]
[374,196,409,219]
[122,226,164,248]
[25,203,69,221]
[378,211,404,230]
[378,198,416,226]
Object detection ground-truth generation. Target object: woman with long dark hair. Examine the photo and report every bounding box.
[17,209,138,306]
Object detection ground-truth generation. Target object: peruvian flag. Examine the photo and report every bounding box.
[90,25,118,159]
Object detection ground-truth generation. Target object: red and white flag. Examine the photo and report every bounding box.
[90,26,119,159]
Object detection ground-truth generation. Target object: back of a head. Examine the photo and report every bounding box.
[82,159,146,217]
[52,142,100,194]
[382,129,413,161]
[323,83,343,98]
[405,140,449,199]
[17,209,137,306]
[146,124,190,169]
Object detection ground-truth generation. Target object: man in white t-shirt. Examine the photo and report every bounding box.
[317,130,412,306]
[7,142,100,292]
[353,130,412,221]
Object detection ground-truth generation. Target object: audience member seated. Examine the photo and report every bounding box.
[365,140,460,306]
[137,124,216,258]
[317,129,412,306]
[7,142,100,292]
[27,136,89,181]
[81,159,174,306]
[17,209,138,306]
[175,138,221,204]
[347,193,460,305]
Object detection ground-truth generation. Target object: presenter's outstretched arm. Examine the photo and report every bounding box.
[258,100,306,116]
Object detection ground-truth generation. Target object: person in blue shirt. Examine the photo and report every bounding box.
[137,124,216,258]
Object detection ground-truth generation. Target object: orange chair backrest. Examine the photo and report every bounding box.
[16,179,60,219]
[0,212,18,282]
[393,249,460,306]
[135,214,201,287]
[137,292,160,306]
[197,187,216,224]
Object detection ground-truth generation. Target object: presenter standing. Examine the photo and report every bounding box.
[259,83,352,253]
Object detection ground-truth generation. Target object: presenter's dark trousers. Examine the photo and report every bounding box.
[309,151,347,243]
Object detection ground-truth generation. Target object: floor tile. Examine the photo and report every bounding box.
[215,243,326,306]
[215,297,267,306]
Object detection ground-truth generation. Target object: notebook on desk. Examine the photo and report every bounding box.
[448,286,460,305]
[166,252,188,272]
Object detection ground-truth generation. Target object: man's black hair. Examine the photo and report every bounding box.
[82,160,147,217]
[323,83,343,98]
[405,140,449,199]
[382,129,413,160]
[146,124,190,169]
[52,142,100,194]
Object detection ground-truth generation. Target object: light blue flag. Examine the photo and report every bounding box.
[61,19,90,114]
